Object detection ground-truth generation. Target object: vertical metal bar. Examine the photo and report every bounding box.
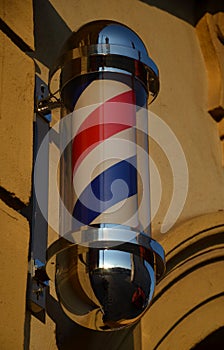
[28,76,50,320]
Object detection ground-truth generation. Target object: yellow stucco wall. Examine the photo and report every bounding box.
[0,2,34,347]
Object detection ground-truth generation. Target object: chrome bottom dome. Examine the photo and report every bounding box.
[46,227,165,331]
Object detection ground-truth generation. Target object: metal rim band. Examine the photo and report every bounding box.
[46,226,166,282]
[49,50,159,100]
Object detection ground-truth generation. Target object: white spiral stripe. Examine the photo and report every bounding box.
[72,80,132,135]
[74,79,131,110]
[73,132,137,198]
[91,194,139,228]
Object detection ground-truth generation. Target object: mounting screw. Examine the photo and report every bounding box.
[33,287,44,301]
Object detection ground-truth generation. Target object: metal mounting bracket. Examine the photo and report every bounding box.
[27,75,52,322]
[35,75,61,120]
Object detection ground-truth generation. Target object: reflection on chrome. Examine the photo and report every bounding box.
[98,250,132,269]
[47,233,159,331]
[89,249,155,327]
[49,20,159,101]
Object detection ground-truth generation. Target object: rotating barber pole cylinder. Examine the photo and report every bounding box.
[47,21,165,331]
[68,77,149,234]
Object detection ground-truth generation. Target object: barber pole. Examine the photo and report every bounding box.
[47,20,165,331]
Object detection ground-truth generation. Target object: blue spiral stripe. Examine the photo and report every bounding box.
[73,155,137,225]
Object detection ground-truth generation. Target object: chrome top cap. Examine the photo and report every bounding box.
[62,20,158,76]
[49,20,159,98]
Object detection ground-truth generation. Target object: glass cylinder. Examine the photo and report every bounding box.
[60,72,151,241]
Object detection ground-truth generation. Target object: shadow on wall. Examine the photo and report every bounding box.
[31,0,72,69]
[192,327,224,349]
[46,294,138,350]
[139,0,224,26]
[139,0,196,25]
